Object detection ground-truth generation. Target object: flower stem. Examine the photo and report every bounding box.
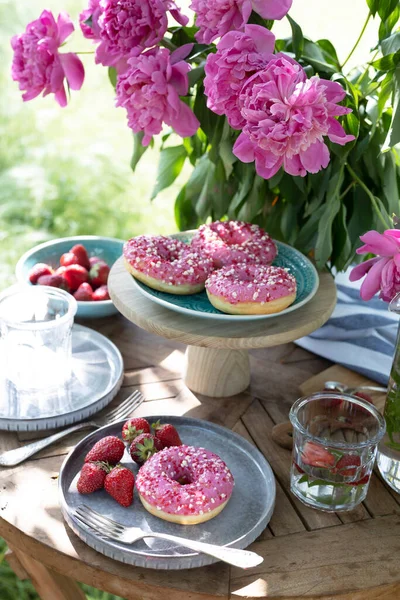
[74,51,95,54]
[342,11,371,70]
[346,163,391,229]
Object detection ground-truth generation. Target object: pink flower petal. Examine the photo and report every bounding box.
[322,79,347,103]
[299,140,330,174]
[171,44,194,65]
[55,86,67,107]
[360,257,390,300]
[284,154,307,177]
[327,117,355,146]
[252,0,292,20]
[244,24,276,54]
[59,53,85,90]
[394,254,400,269]
[168,100,200,138]
[57,12,74,44]
[170,62,190,95]
[349,257,380,281]
[358,230,399,257]
[233,133,256,163]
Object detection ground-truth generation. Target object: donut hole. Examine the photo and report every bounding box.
[171,466,193,486]
[176,476,192,485]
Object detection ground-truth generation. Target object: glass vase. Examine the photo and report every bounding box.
[377,294,400,493]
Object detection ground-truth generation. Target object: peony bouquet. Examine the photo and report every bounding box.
[10,0,400,271]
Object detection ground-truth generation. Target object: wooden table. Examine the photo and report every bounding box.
[1,315,400,600]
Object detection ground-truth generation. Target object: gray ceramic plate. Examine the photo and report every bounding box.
[0,324,123,431]
[59,416,276,570]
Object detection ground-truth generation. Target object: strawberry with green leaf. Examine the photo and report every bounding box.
[152,420,182,448]
[129,433,162,465]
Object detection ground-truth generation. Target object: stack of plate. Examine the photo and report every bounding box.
[0,324,124,432]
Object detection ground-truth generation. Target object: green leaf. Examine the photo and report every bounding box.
[383,66,400,150]
[219,140,237,179]
[151,145,187,200]
[381,31,400,55]
[287,15,304,60]
[193,83,224,141]
[108,67,117,89]
[301,40,337,74]
[228,163,255,216]
[130,132,147,173]
[237,175,266,221]
[314,167,344,268]
[366,0,379,15]
[378,71,394,118]
[188,65,205,88]
[174,186,200,231]
[316,39,340,69]
[331,203,351,271]
[379,6,400,40]
[378,0,399,21]
[382,151,400,216]
[372,50,400,71]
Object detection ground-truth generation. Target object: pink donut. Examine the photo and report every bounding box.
[136,445,234,525]
[191,220,277,268]
[206,264,297,315]
[123,235,213,295]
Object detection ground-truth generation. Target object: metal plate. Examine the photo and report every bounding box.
[0,324,123,431]
[59,416,276,570]
[131,233,319,321]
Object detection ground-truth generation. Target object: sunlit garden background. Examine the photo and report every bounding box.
[0,0,378,597]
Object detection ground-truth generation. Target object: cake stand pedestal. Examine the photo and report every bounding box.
[109,257,336,397]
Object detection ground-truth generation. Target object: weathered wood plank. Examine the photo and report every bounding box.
[241,400,340,530]
[231,515,400,599]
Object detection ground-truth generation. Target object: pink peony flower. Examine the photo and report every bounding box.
[190,0,292,44]
[10,10,84,107]
[204,25,275,129]
[95,0,188,67]
[233,55,355,179]
[350,230,400,302]
[80,0,103,41]
[115,47,200,145]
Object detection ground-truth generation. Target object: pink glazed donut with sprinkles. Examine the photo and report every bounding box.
[191,220,277,268]
[136,445,234,525]
[206,264,297,315]
[123,235,213,295]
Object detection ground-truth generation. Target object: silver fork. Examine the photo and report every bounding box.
[0,390,144,467]
[74,505,263,570]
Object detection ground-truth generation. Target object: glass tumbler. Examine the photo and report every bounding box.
[0,286,77,393]
[289,392,386,512]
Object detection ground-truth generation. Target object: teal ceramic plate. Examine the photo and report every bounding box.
[130,232,319,321]
[15,236,124,319]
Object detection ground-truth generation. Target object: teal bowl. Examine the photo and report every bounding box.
[15,236,124,319]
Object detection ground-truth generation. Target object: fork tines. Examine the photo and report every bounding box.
[75,505,125,539]
[106,390,144,423]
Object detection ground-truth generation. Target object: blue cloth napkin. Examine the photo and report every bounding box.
[295,268,399,385]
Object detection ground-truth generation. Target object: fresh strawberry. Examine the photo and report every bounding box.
[74,282,94,301]
[122,417,150,443]
[77,461,110,494]
[84,436,125,465]
[104,465,135,507]
[293,461,305,474]
[60,252,79,267]
[301,441,336,468]
[346,474,370,486]
[332,454,361,477]
[129,433,163,465]
[354,391,374,404]
[70,244,90,270]
[28,263,53,284]
[63,264,89,292]
[89,256,107,268]
[92,285,110,301]
[90,262,110,288]
[37,274,67,289]
[152,420,182,448]
[55,266,67,276]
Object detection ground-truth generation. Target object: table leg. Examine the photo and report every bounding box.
[9,546,86,600]
[183,346,250,397]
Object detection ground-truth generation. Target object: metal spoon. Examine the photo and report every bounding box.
[324,380,387,394]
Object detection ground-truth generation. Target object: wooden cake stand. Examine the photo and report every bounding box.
[109,257,336,397]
